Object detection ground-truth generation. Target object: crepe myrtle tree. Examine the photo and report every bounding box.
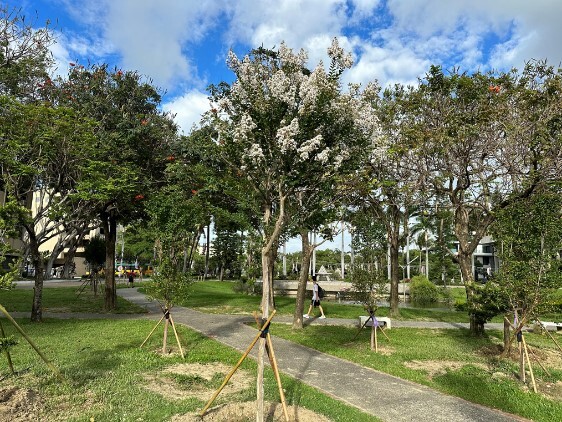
[207,39,382,419]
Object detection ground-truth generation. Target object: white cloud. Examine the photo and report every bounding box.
[162,90,210,134]
[346,43,429,88]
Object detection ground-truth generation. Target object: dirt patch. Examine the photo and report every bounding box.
[145,363,330,421]
[144,362,253,401]
[404,360,486,378]
[172,400,332,422]
[0,386,43,422]
[530,347,562,370]
[538,380,562,402]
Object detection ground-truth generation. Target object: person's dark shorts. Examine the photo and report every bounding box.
[311,299,321,307]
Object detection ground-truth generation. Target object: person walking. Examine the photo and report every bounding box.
[128,273,134,288]
[303,275,326,319]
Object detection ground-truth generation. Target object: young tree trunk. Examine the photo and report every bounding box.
[293,230,312,329]
[388,207,401,317]
[103,212,117,311]
[162,316,169,354]
[503,315,512,356]
[29,232,44,322]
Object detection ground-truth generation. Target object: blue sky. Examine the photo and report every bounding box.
[13,0,562,252]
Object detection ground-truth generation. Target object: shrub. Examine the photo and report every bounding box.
[409,275,439,305]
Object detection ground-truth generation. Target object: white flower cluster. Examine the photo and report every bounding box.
[298,65,326,114]
[246,143,265,163]
[327,37,354,70]
[316,147,331,164]
[297,134,323,160]
[276,118,299,152]
[234,113,256,143]
[278,41,308,69]
[268,70,297,106]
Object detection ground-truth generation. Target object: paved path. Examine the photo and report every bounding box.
[8,280,523,421]
[115,288,523,422]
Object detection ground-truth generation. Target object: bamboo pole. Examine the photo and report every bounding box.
[0,305,63,381]
[522,336,537,393]
[0,319,14,374]
[536,319,562,354]
[169,315,185,359]
[200,310,277,417]
[528,342,551,377]
[140,315,165,348]
[266,333,289,422]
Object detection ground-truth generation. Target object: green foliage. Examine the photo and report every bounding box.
[490,190,562,322]
[145,254,193,310]
[350,266,388,313]
[0,334,17,352]
[83,235,106,272]
[409,275,439,305]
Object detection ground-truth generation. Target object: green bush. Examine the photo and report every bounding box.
[409,275,439,305]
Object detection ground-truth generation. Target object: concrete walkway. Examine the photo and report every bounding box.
[8,280,523,421]
[114,288,523,422]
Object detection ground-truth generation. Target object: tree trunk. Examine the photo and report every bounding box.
[503,314,512,356]
[29,233,44,323]
[204,224,210,278]
[388,208,401,317]
[293,230,312,329]
[103,213,117,311]
[162,314,170,354]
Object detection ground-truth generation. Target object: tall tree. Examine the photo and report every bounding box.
[412,63,562,334]
[0,98,95,321]
[208,39,381,419]
[52,64,177,310]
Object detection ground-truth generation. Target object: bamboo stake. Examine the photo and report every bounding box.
[0,305,63,381]
[378,326,391,341]
[169,315,185,359]
[200,310,277,416]
[162,317,170,354]
[266,333,289,422]
[536,319,562,354]
[0,319,14,374]
[140,315,165,348]
[528,343,551,377]
[522,336,537,393]
[519,340,525,382]
[374,324,378,353]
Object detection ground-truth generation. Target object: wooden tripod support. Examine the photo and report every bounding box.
[200,310,289,421]
[140,308,185,359]
[352,311,390,352]
[504,314,537,393]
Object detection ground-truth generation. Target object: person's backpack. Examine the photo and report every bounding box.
[318,284,325,299]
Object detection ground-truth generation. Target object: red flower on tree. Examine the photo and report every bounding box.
[134,194,145,201]
[166,155,175,162]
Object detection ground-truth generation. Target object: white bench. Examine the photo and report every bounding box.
[533,321,562,333]
[359,316,391,329]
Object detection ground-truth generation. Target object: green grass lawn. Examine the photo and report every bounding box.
[175,281,474,322]
[268,323,562,422]
[1,287,146,314]
[1,318,379,421]
[3,281,561,421]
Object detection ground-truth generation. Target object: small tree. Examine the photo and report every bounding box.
[351,266,388,350]
[83,235,106,295]
[491,190,562,355]
[143,249,192,356]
